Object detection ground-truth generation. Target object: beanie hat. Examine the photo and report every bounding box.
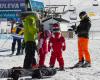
[52,23,60,32]
[79,11,87,17]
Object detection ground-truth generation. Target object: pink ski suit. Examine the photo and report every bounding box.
[38,31,48,67]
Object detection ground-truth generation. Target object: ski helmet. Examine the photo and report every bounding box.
[52,23,60,32]
[79,11,87,17]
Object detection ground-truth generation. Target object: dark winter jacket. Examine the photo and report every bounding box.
[75,17,91,38]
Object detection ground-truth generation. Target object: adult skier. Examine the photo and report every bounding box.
[21,12,39,69]
[48,23,66,70]
[72,11,91,68]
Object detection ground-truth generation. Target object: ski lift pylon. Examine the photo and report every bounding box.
[93,0,99,6]
[68,5,76,12]
[69,12,77,20]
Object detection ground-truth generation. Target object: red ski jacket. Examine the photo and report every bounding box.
[48,32,66,52]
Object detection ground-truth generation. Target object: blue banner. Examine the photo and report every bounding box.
[0,0,25,19]
[0,0,25,11]
[30,0,44,11]
[0,11,20,19]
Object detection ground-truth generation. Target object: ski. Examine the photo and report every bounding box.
[0,48,17,52]
[65,66,77,69]
[4,76,51,80]
[64,66,91,70]
[55,67,65,71]
[0,54,12,57]
[0,49,11,52]
[0,54,23,57]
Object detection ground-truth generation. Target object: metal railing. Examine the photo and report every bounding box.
[0,31,100,40]
[63,31,100,40]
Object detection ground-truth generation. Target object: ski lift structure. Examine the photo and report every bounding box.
[44,5,67,18]
[68,3,77,20]
[69,12,77,20]
[68,0,76,12]
[68,0,77,20]
[46,5,67,12]
[44,6,58,17]
[68,5,76,12]
[93,0,99,6]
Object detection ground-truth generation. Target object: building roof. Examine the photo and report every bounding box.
[42,17,70,23]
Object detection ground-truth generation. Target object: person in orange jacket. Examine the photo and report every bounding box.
[73,11,91,68]
[48,23,66,70]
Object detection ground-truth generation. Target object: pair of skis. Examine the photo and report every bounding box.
[0,54,22,57]
[56,66,91,71]
[55,67,75,71]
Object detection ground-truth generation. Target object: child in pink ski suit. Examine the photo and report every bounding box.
[38,26,51,67]
[48,23,66,70]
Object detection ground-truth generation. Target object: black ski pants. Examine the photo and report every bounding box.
[12,38,21,54]
[23,41,37,69]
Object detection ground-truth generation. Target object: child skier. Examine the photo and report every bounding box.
[38,25,49,68]
[48,23,66,70]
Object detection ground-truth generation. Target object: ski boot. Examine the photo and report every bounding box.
[39,65,47,68]
[82,61,91,68]
[11,51,14,55]
[59,66,65,71]
[73,61,84,68]
[16,52,20,55]
[16,51,21,55]
[49,65,54,68]
[9,51,14,57]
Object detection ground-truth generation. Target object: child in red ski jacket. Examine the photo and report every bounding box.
[48,23,66,70]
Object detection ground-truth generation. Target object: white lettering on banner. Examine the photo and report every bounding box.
[0,13,16,17]
[0,3,20,9]
[20,3,25,7]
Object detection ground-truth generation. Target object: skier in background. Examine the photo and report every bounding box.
[11,23,23,55]
[72,11,91,68]
[48,23,66,70]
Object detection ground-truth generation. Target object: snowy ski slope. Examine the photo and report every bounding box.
[0,0,100,80]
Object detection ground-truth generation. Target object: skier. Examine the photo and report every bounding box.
[72,11,91,68]
[0,66,57,80]
[48,23,66,70]
[21,12,39,69]
[11,23,23,55]
[38,25,49,68]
